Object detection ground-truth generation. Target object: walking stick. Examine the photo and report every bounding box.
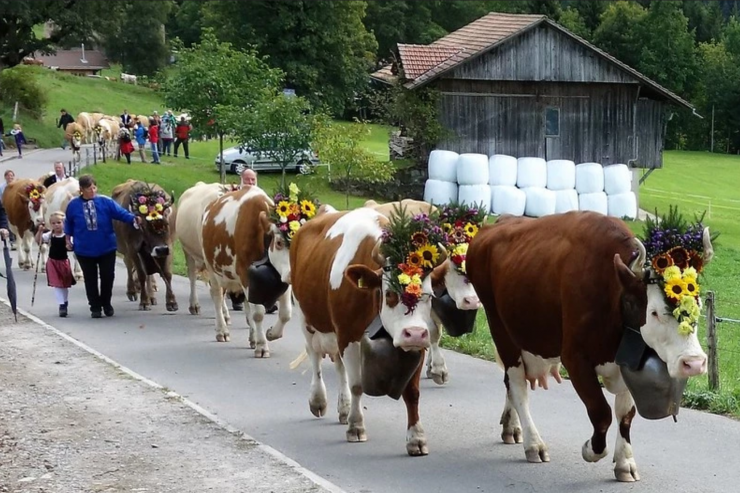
[31,245,43,307]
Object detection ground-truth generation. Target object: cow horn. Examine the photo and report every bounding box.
[702,227,714,265]
[630,238,646,276]
[371,239,385,267]
[437,242,448,265]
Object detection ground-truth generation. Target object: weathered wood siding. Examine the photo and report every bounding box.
[447,24,637,84]
[436,80,663,168]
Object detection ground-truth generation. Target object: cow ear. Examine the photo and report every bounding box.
[345,265,382,291]
[259,210,272,234]
[430,261,447,293]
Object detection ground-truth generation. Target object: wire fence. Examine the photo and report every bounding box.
[705,290,740,391]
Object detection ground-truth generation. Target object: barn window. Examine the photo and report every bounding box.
[545,107,560,137]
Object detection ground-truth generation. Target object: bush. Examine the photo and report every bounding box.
[0,66,48,118]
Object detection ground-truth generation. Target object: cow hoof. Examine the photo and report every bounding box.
[309,398,327,418]
[427,366,449,385]
[406,438,429,457]
[614,458,640,482]
[502,428,523,444]
[346,427,367,443]
[127,293,138,302]
[582,439,608,463]
[265,327,282,341]
[166,302,178,312]
[525,444,550,463]
[254,346,270,358]
[150,297,158,305]
[249,335,256,349]
[216,333,230,343]
[188,305,200,315]
[138,304,151,311]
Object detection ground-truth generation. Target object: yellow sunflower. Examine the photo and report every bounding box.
[406,251,423,269]
[416,244,439,269]
[277,201,291,217]
[138,204,148,214]
[664,277,687,301]
[29,190,40,200]
[411,231,428,247]
[683,277,699,297]
[300,200,316,218]
[464,222,478,238]
[442,222,453,234]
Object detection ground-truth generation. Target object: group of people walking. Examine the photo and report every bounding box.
[118,109,192,165]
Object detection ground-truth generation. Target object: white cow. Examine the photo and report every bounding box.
[121,73,137,85]
[75,112,96,144]
[94,118,120,156]
[40,178,83,280]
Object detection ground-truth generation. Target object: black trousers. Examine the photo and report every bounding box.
[173,138,189,158]
[76,250,117,312]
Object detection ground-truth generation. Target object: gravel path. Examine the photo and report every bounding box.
[0,303,332,493]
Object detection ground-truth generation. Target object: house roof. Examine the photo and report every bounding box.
[32,49,110,70]
[370,12,694,111]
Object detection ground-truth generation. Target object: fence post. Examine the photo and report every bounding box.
[706,290,719,392]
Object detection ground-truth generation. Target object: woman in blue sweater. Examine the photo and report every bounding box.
[64,175,141,318]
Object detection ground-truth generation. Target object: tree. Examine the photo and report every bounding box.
[516,0,562,20]
[163,29,282,183]
[592,1,648,70]
[683,0,724,44]
[312,119,394,209]
[166,0,209,48]
[697,40,740,150]
[570,0,606,34]
[558,7,591,39]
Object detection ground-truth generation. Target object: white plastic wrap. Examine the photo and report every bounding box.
[607,191,637,220]
[428,150,459,183]
[578,191,608,215]
[488,154,518,186]
[575,162,604,194]
[424,179,458,206]
[458,184,491,213]
[516,157,547,189]
[546,159,576,191]
[456,153,490,185]
[603,164,632,195]
[554,189,579,214]
[523,187,557,218]
[491,185,526,217]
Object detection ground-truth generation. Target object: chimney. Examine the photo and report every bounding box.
[81,43,88,64]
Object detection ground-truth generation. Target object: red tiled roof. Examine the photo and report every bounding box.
[32,49,110,70]
[396,44,464,80]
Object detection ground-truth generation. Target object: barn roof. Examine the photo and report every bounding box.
[371,12,694,111]
[32,48,110,70]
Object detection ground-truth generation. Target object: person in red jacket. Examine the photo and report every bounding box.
[119,125,135,164]
[174,116,191,159]
[148,118,160,164]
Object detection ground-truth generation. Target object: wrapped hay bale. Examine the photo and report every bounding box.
[607,191,637,220]
[523,187,557,218]
[458,184,491,213]
[424,179,458,206]
[578,191,608,215]
[428,150,459,183]
[554,189,579,214]
[575,162,604,194]
[457,153,490,185]
[603,164,632,195]
[516,157,547,189]
[488,154,518,186]
[491,185,526,216]
[546,159,576,191]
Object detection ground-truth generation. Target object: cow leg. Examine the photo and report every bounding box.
[21,232,33,270]
[500,395,523,444]
[266,286,292,341]
[209,283,230,342]
[185,254,200,315]
[403,354,428,456]
[425,321,449,385]
[124,256,138,301]
[136,265,151,311]
[343,341,367,443]
[505,360,549,462]
[613,390,639,482]
[146,275,157,305]
[246,301,269,357]
[242,298,255,348]
[161,271,178,312]
[306,330,328,419]
[334,353,351,425]
[221,289,232,326]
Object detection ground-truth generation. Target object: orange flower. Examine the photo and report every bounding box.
[289,202,301,216]
[399,263,423,277]
[651,253,674,274]
[405,283,422,296]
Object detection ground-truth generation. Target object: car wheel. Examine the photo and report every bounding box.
[232,161,246,175]
[298,160,314,175]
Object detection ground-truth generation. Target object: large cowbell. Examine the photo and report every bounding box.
[247,256,289,308]
[360,316,423,400]
[431,289,477,337]
[615,326,687,421]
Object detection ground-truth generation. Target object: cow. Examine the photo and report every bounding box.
[201,186,291,357]
[466,211,712,481]
[111,180,178,312]
[39,178,83,280]
[75,112,96,144]
[121,73,138,85]
[64,122,85,162]
[290,206,451,456]
[2,179,46,270]
[93,118,120,155]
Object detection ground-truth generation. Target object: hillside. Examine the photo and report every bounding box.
[0,66,165,148]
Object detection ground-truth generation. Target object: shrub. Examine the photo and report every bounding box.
[0,66,48,118]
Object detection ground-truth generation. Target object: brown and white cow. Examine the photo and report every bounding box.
[201,186,291,356]
[112,180,178,312]
[75,112,96,144]
[290,207,447,456]
[2,179,46,270]
[64,122,85,162]
[39,178,83,280]
[94,118,120,156]
[466,211,711,481]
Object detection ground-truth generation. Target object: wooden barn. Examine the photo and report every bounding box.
[31,48,109,76]
[371,13,697,172]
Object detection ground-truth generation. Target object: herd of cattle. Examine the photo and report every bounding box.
[64,111,150,161]
[1,175,714,483]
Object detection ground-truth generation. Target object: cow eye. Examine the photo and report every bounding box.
[651,310,659,318]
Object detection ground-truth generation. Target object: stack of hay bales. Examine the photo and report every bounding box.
[456,153,491,212]
[489,154,525,216]
[424,150,459,205]
[604,164,636,220]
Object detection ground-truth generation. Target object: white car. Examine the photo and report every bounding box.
[214,145,320,175]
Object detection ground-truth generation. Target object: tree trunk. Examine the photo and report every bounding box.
[219,132,225,184]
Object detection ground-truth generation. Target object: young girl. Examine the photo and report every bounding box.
[9,123,27,159]
[36,212,75,317]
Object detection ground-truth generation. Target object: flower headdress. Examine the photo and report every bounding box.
[435,202,487,275]
[380,205,446,314]
[131,185,171,228]
[269,182,320,245]
[25,183,44,211]
[641,206,715,336]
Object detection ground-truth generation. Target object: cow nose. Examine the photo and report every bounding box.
[679,356,707,377]
[400,327,429,348]
[460,296,481,310]
[152,246,170,257]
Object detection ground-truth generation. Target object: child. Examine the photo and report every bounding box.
[119,126,135,164]
[35,212,75,317]
[9,123,27,158]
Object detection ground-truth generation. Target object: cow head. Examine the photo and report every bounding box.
[266,182,321,283]
[129,186,173,258]
[620,214,713,379]
[70,128,83,150]
[23,183,46,232]
[345,208,447,351]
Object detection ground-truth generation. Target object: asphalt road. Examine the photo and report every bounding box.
[2,149,739,492]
